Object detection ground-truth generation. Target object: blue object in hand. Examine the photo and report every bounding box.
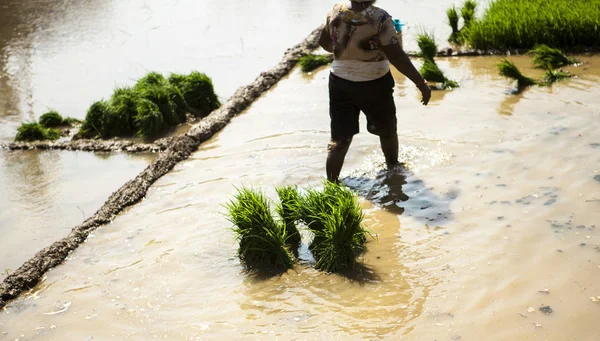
[392,19,405,32]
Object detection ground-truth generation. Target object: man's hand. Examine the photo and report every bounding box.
[418,82,431,106]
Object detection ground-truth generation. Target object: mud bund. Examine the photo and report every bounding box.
[0,26,323,309]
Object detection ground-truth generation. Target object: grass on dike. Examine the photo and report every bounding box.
[466,0,600,50]
[78,71,220,140]
[226,187,296,271]
[299,54,332,73]
[15,122,60,142]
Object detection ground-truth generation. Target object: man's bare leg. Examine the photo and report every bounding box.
[326,137,353,183]
[380,133,399,167]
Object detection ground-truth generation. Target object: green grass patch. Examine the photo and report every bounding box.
[467,0,600,50]
[299,54,332,73]
[78,71,220,139]
[15,122,60,142]
[296,182,369,273]
[527,44,580,69]
[226,187,295,271]
[498,59,537,89]
[447,6,462,44]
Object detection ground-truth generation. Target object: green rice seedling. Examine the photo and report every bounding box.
[108,87,137,135]
[461,0,477,29]
[298,54,333,73]
[39,111,64,128]
[467,0,600,50]
[168,72,220,117]
[447,6,462,44]
[62,117,82,125]
[226,187,295,271]
[527,44,580,69]
[78,100,114,138]
[420,59,446,84]
[135,83,179,126]
[417,32,438,61]
[442,79,460,90]
[134,99,165,137]
[540,66,572,86]
[275,186,302,250]
[297,182,369,273]
[498,59,537,89]
[135,71,168,87]
[15,122,60,142]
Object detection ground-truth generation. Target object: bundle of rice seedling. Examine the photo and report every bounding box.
[527,44,580,69]
[226,187,295,271]
[417,32,438,61]
[15,122,60,142]
[79,100,114,138]
[447,6,462,44]
[420,58,446,83]
[275,186,302,250]
[168,72,220,116]
[134,99,165,137]
[108,87,137,135]
[540,66,572,86]
[297,182,369,272]
[298,54,333,73]
[461,0,477,29]
[39,111,64,128]
[498,59,537,89]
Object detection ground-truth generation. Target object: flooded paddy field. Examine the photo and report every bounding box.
[0,0,457,280]
[1,55,599,340]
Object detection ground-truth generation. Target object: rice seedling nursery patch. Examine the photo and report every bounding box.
[226,182,371,274]
[463,0,600,50]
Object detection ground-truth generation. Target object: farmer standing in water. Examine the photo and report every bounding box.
[319,0,431,183]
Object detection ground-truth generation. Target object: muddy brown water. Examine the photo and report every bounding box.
[0,56,598,340]
[0,0,456,280]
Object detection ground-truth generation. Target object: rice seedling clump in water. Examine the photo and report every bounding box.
[297,182,369,273]
[275,186,302,250]
[299,54,333,73]
[226,187,295,271]
[540,67,572,86]
[498,59,537,89]
[417,32,460,90]
[527,45,580,69]
[15,122,60,142]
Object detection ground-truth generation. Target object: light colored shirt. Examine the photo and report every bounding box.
[325,3,399,82]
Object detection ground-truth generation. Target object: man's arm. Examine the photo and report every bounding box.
[319,27,333,53]
[382,42,431,105]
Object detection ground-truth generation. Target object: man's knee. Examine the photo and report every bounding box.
[327,137,353,152]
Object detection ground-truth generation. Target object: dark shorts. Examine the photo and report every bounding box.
[329,71,397,140]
